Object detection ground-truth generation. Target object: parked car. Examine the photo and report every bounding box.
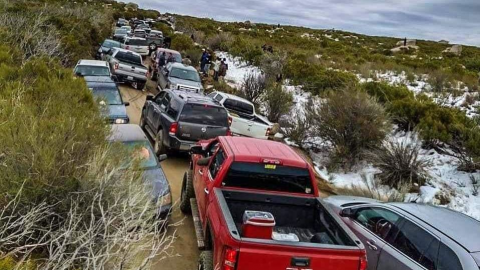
[113,28,129,41]
[73,60,111,77]
[120,25,132,33]
[108,124,172,219]
[140,90,230,154]
[116,18,128,27]
[96,39,121,60]
[324,196,480,270]
[84,76,129,124]
[133,29,147,38]
[136,24,151,34]
[104,48,148,90]
[121,37,149,56]
[207,91,276,139]
[157,62,203,93]
[181,136,368,270]
[146,30,164,52]
[150,48,182,78]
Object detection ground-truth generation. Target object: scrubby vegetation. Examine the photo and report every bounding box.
[0,1,173,268]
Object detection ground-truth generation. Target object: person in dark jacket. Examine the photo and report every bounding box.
[158,52,166,68]
[200,49,208,72]
[167,53,175,63]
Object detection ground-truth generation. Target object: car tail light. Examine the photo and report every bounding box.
[227,116,232,126]
[223,247,238,270]
[114,63,119,70]
[359,255,367,270]
[125,45,130,50]
[169,122,178,136]
[265,127,271,136]
[226,129,232,136]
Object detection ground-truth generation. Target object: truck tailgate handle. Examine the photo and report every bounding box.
[291,257,310,267]
[204,188,209,195]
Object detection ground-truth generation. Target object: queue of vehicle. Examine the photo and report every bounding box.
[69,16,480,270]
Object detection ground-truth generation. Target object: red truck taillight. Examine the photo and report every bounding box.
[359,255,367,270]
[223,247,238,270]
[114,63,119,70]
[125,45,130,50]
[265,127,271,136]
[169,122,178,136]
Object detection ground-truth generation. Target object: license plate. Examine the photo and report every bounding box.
[127,76,133,81]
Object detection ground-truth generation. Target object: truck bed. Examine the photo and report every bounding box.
[218,189,357,246]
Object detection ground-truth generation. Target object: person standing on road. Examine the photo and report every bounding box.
[203,52,212,76]
[213,57,221,81]
[158,52,166,68]
[167,53,175,63]
[200,49,207,73]
[182,55,192,66]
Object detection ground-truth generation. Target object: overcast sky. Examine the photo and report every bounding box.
[130,0,480,46]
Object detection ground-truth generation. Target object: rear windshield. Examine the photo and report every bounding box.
[74,66,110,77]
[92,89,123,105]
[223,98,254,116]
[115,51,142,65]
[222,162,314,194]
[180,104,228,126]
[115,29,127,35]
[102,40,121,48]
[126,39,147,46]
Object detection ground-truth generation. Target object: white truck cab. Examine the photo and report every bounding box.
[208,91,274,140]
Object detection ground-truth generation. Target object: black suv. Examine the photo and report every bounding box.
[140,90,231,154]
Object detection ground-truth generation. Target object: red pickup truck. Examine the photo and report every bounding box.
[180,136,367,270]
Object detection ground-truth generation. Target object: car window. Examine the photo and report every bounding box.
[169,68,200,82]
[74,66,110,77]
[437,243,462,270]
[207,92,216,99]
[223,98,254,116]
[155,92,166,105]
[209,148,225,180]
[126,39,148,46]
[391,220,440,269]
[179,104,229,126]
[103,40,121,48]
[161,93,171,108]
[115,51,142,65]
[92,89,123,105]
[215,94,223,102]
[354,208,402,242]
[166,98,180,119]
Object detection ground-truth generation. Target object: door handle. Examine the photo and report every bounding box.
[366,240,378,251]
[204,188,209,195]
[198,169,203,175]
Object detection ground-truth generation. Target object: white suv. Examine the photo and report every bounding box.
[121,37,149,56]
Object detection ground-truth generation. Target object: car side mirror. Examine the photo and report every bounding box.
[190,145,205,156]
[196,157,210,166]
[124,102,130,106]
[158,154,167,162]
[146,95,154,101]
[75,71,83,77]
[339,208,356,218]
[111,75,118,82]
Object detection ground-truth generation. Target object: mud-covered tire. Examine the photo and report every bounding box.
[180,170,195,214]
[154,131,166,155]
[139,111,146,130]
[135,81,146,90]
[198,251,213,270]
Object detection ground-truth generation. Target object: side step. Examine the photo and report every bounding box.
[190,198,206,250]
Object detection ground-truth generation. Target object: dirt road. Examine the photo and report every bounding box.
[118,83,199,269]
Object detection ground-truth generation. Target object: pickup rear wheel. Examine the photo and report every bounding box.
[198,251,213,270]
[135,81,146,90]
[180,170,194,214]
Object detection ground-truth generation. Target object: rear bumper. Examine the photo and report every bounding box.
[166,135,196,152]
[115,73,147,83]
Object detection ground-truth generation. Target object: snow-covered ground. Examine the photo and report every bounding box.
[214,51,480,220]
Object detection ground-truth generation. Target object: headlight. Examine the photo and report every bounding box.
[114,118,127,124]
[158,193,172,207]
[98,48,102,53]
[169,83,177,89]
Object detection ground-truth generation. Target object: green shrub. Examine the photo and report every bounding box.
[302,69,358,95]
[362,82,413,103]
[314,89,390,166]
[263,84,293,122]
[171,34,195,52]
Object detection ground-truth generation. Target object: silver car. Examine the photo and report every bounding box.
[121,37,149,56]
[324,196,480,270]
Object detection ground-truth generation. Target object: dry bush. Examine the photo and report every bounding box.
[241,72,267,103]
[282,99,316,147]
[0,147,176,270]
[259,52,287,83]
[205,32,233,51]
[335,174,407,202]
[368,138,431,189]
[313,89,390,167]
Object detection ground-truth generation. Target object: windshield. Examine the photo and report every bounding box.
[222,162,314,194]
[102,40,121,48]
[180,104,228,126]
[126,39,148,46]
[92,89,123,105]
[170,68,200,82]
[122,141,158,169]
[115,29,127,35]
[115,51,142,65]
[75,66,110,76]
[223,98,254,116]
